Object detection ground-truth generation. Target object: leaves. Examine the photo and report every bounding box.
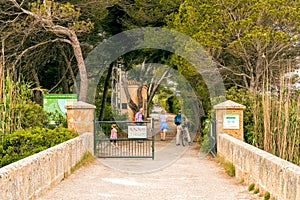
[0,126,79,167]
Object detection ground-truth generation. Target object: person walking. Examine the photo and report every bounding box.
[159,110,168,141]
[110,124,118,148]
[135,107,144,126]
[174,110,191,146]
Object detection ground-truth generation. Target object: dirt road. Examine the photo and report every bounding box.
[37,145,261,200]
[37,115,261,200]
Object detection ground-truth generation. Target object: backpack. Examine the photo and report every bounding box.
[174,114,181,125]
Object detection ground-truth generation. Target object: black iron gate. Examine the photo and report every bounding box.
[94,120,154,159]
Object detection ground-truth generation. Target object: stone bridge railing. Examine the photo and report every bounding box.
[1,100,299,200]
[218,133,300,200]
[0,132,93,200]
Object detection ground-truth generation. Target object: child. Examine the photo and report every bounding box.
[110,124,118,148]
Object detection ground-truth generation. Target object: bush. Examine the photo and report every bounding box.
[17,101,50,129]
[0,126,79,168]
[254,188,260,194]
[248,183,255,191]
[224,161,235,177]
[264,191,271,200]
[198,134,211,153]
[216,155,236,177]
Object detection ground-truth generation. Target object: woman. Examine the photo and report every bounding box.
[159,110,168,141]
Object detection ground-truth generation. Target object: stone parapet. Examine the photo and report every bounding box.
[65,101,96,134]
[0,133,93,200]
[218,133,300,200]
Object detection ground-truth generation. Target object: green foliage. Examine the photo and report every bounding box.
[198,119,213,153]
[0,126,79,168]
[167,95,180,114]
[254,188,260,194]
[198,134,211,153]
[248,183,255,191]
[115,0,184,29]
[264,191,271,200]
[17,102,50,129]
[226,86,300,165]
[70,152,95,175]
[224,161,235,177]
[216,155,235,177]
[28,0,94,32]
[0,73,51,134]
[47,111,68,128]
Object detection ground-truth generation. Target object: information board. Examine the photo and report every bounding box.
[223,112,240,129]
[128,126,147,138]
[43,94,77,116]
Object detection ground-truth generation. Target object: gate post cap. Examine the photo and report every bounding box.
[213,100,245,110]
[65,101,96,109]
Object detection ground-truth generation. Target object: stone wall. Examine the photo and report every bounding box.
[217,133,300,200]
[0,132,93,200]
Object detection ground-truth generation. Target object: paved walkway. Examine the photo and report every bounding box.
[37,145,261,200]
[37,116,261,200]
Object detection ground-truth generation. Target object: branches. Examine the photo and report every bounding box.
[13,38,71,67]
[3,0,93,101]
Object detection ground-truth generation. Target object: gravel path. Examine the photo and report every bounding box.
[37,116,261,200]
[37,145,261,200]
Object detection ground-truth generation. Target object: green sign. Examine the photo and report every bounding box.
[43,94,77,116]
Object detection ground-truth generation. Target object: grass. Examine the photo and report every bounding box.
[239,178,245,184]
[215,155,235,177]
[248,183,255,191]
[264,191,271,200]
[71,152,95,173]
[64,152,95,179]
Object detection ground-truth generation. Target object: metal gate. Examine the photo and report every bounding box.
[209,119,217,156]
[94,120,154,159]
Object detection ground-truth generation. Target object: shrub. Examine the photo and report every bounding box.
[199,134,211,153]
[216,155,236,177]
[0,126,78,168]
[198,119,215,153]
[224,161,235,177]
[264,191,271,200]
[248,183,255,191]
[17,101,50,129]
[0,74,57,134]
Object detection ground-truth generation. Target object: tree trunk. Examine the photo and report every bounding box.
[9,0,88,101]
[98,65,113,121]
[121,76,139,113]
[68,30,88,102]
[137,84,143,109]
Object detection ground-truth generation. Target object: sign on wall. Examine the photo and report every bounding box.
[223,112,240,129]
[128,126,147,138]
[43,94,77,116]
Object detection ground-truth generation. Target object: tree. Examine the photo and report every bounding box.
[167,0,300,93]
[4,0,94,101]
[119,61,171,116]
[167,0,300,151]
[116,0,184,28]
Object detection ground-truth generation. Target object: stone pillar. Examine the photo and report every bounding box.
[213,100,245,141]
[65,101,96,135]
